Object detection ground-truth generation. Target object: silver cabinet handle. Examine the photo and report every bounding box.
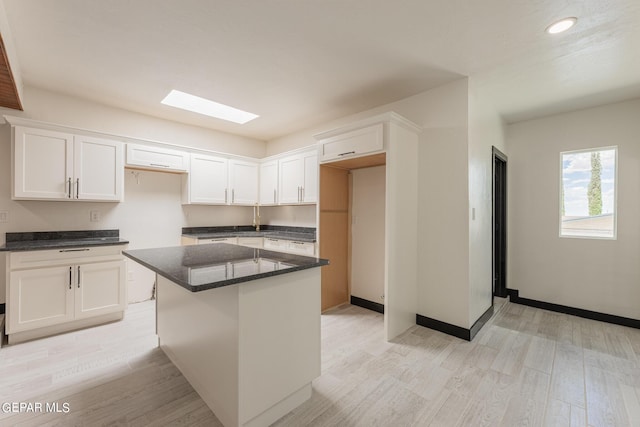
[225,188,228,204]
[76,178,80,199]
[232,189,235,203]
[77,265,81,288]
[273,189,276,204]
[68,177,72,198]
[69,266,72,289]
[59,248,90,252]
[338,151,356,157]
[301,187,304,202]
[150,163,170,168]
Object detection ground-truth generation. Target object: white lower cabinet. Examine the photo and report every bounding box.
[6,246,127,343]
[9,265,75,332]
[264,238,315,256]
[237,237,263,248]
[75,260,127,319]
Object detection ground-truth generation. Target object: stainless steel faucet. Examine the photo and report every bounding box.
[253,203,261,231]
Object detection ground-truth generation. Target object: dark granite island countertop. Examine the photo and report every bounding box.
[123,243,328,292]
[129,242,327,426]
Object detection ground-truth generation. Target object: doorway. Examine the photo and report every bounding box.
[318,153,386,312]
[492,147,507,298]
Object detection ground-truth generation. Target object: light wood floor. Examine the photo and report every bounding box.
[2,298,640,426]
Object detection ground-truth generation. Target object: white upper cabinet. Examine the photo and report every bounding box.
[184,153,229,204]
[228,159,258,205]
[74,135,124,201]
[126,143,189,173]
[259,160,278,205]
[302,151,318,203]
[318,123,384,163]
[13,126,123,202]
[278,150,318,205]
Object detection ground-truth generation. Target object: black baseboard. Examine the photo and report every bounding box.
[350,296,384,314]
[507,288,640,330]
[416,305,494,341]
[0,303,4,315]
[470,305,495,340]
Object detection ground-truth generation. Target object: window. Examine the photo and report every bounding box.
[560,147,617,239]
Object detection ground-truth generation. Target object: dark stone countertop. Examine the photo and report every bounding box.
[182,225,316,243]
[0,230,129,251]
[123,243,328,292]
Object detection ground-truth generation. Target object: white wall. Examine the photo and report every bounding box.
[467,77,507,325]
[268,79,474,331]
[0,86,266,304]
[350,166,385,304]
[507,98,640,320]
[259,205,317,228]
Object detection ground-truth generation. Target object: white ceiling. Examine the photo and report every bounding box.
[3,0,640,141]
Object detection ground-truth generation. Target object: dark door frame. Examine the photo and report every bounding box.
[492,147,508,298]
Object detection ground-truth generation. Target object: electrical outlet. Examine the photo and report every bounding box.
[0,210,8,223]
[90,210,101,222]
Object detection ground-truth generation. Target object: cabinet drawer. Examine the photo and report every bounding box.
[286,241,315,256]
[10,245,125,270]
[126,143,189,173]
[320,123,384,162]
[237,237,263,248]
[263,238,286,251]
[198,237,237,245]
[263,238,315,256]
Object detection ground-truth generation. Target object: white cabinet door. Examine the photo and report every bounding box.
[277,151,318,205]
[188,153,229,204]
[229,159,258,205]
[75,260,126,319]
[126,143,189,173]
[319,123,384,162]
[259,160,278,205]
[8,265,74,333]
[74,135,123,201]
[279,154,303,204]
[13,126,74,200]
[302,151,318,203]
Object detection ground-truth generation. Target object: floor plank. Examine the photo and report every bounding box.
[2,298,640,426]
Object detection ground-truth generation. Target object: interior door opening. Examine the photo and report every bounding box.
[318,153,386,313]
[492,147,507,298]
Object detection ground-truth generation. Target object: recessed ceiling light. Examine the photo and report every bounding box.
[546,17,577,34]
[161,89,259,124]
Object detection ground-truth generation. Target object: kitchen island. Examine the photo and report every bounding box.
[123,243,328,427]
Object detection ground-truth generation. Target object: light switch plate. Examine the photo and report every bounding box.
[0,210,8,223]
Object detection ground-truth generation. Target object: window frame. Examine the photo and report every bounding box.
[558,146,618,240]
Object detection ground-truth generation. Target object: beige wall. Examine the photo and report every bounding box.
[507,98,640,320]
[0,86,266,303]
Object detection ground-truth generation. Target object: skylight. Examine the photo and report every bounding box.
[161,90,259,124]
